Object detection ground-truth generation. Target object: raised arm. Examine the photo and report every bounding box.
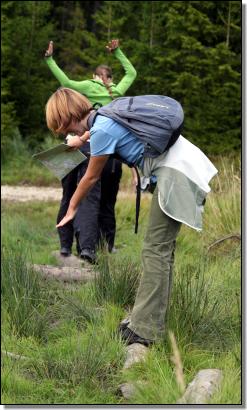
[106,39,137,95]
[44,41,91,93]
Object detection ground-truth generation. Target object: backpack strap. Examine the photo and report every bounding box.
[87,108,99,129]
[134,165,141,234]
[166,122,184,150]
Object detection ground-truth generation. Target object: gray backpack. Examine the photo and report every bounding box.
[89,95,184,234]
[95,95,184,159]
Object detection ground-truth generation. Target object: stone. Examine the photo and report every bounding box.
[123,343,149,369]
[52,250,91,269]
[32,264,98,282]
[119,381,148,400]
[177,368,223,404]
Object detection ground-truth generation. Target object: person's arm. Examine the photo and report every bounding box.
[56,155,109,227]
[44,41,92,94]
[106,39,137,95]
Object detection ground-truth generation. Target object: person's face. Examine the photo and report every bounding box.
[61,119,86,138]
[95,69,112,84]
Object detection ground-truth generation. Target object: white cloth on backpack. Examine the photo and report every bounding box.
[141,135,218,231]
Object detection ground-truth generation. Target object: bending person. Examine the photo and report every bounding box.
[44,39,137,261]
[45,88,217,348]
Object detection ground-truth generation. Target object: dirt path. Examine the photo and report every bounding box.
[1,185,136,202]
[1,185,62,202]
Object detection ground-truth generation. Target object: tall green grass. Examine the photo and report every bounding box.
[205,156,240,238]
[1,245,50,339]
[1,155,241,404]
[92,253,141,307]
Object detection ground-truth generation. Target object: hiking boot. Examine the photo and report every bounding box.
[60,247,71,257]
[119,325,153,347]
[119,317,131,332]
[80,248,96,264]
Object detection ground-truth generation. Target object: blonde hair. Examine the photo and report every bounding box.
[45,87,93,134]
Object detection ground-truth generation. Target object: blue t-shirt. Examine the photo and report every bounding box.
[90,115,144,165]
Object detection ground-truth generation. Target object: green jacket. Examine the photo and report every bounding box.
[45,48,137,106]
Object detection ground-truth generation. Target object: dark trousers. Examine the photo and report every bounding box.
[57,157,122,253]
[98,158,122,251]
[57,158,100,252]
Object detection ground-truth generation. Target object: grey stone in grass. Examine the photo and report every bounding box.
[52,250,90,269]
[177,369,223,404]
[33,264,98,282]
[123,343,149,369]
[119,344,149,399]
[119,381,148,400]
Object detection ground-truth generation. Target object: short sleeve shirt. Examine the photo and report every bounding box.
[89,115,144,165]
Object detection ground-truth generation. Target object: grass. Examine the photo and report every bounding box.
[1,155,241,404]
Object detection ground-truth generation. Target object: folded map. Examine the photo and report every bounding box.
[32,143,87,180]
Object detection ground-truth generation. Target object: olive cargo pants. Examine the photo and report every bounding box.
[128,187,181,341]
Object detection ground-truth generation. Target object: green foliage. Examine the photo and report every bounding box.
[1,245,51,339]
[1,160,241,403]
[168,257,240,350]
[92,253,141,307]
[1,1,241,157]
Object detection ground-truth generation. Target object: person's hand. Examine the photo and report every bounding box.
[66,131,90,148]
[66,135,82,149]
[45,40,53,57]
[106,39,119,53]
[56,207,77,228]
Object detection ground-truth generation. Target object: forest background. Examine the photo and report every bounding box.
[1,0,241,162]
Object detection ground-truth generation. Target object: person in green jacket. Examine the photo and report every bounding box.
[45,39,137,262]
[45,39,137,105]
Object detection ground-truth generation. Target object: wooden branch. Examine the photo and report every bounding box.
[207,234,241,251]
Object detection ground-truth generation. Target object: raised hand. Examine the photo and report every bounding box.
[106,39,119,53]
[45,40,53,57]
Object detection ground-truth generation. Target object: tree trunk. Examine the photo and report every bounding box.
[226,1,231,48]
[107,2,112,41]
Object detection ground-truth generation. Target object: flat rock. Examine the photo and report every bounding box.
[33,264,98,282]
[123,343,149,369]
[52,250,86,268]
[119,381,148,400]
[177,368,223,404]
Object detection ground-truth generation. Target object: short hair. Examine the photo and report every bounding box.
[45,87,92,134]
